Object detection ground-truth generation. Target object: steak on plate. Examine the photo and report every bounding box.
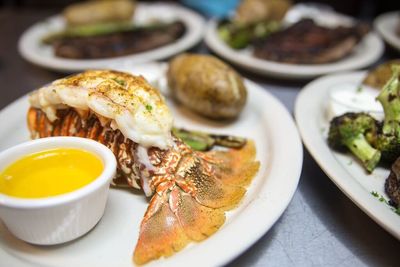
[53,21,186,59]
[253,19,369,64]
[386,157,400,208]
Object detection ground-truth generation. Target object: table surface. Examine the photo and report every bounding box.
[0,7,399,267]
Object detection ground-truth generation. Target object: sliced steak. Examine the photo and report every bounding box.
[253,19,369,64]
[53,21,186,59]
[386,157,400,208]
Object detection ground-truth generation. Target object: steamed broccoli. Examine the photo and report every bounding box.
[328,112,381,172]
[376,65,400,163]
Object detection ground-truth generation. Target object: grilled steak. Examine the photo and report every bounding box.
[253,19,369,64]
[53,21,185,59]
[386,157,400,208]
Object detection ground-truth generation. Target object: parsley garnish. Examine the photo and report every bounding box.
[371,191,400,216]
[356,86,363,93]
[371,191,379,197]
[146,104,153,112]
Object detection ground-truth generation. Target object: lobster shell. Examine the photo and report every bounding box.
[28,107,142,188]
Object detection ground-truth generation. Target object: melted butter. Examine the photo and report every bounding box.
[0,148,103,198]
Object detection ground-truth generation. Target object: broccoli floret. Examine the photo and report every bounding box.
[328,112,381,172]
[376,65,400,163]
[376,133,400,163]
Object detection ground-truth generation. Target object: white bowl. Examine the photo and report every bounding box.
[0,137,117,245]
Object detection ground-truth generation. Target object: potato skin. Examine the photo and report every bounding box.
[362,60,400,89]
[167,54,247,120]
[63,0,136,27]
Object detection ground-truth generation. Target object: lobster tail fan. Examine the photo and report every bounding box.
[133,141,259,265]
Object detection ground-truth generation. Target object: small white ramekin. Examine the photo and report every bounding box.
[0,137,117,245]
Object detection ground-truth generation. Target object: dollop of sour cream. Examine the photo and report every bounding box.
[327,82,384,121]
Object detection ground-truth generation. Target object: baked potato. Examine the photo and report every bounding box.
[362,60,400,89]
[63,0,136,27]
[234,0,292,25]
[167,54,247,120]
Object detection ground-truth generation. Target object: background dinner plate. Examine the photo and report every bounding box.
[18,3,205,72]
[295,72,400,240]
[374,11,400,52]
[204,19,384,79]
[0,64,303,267]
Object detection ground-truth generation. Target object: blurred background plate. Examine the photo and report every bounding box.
[205,19,384,80]
[374,11,400,52]
[18,3,205,73]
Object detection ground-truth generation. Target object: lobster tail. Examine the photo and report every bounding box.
[27,70,259,265]
[134,141,259,264]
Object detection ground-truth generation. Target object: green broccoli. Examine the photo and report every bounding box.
[376,65,400,163]
[328,112,381,172]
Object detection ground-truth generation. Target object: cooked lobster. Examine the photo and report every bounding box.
[27,70,259,264]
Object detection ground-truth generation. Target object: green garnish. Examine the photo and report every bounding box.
[172,127,246,151]
[42,22,135,44]
[371,191,400,215]
[145,104,153,112]
[217,20,280,49]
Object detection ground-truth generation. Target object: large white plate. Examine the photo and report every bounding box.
[295,72,400,240]
[204,20,384,79]
[18,3,205,72]
[374,11,400,52]
[0,64,303,267]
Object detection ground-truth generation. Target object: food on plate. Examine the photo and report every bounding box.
[234,0,292,25]
[27,70,260,264]
[218,19,281,49]
[326,83,383,121]
[167,54,247,120]
[253,19,369,64]
[0,148,103,198]
[386,158,400,208]
[218,0,291,49]
[63,0,136,26]
[45,21,185,59]
[362,60,400,89]
[172,127,247,151]
[42,0,185,59]
[328,112,381,172]
[328,66,400,209]
[328,66,400,171]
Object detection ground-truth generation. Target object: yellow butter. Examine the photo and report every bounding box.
[0,148,103,198]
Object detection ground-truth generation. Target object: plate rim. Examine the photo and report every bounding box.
[374,11,400,52]
[294,71,400,240]
[18,3,205,72]
[204,19,384,79]
[0,70,303,266]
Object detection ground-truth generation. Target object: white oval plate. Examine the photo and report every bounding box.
[204,20,384,79]
[374,11,400,52]
[295,72,400,240]
[0,64,303,267]
[18,3,205,72]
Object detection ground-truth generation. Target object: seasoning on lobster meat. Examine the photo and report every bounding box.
[27,70,260,264]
